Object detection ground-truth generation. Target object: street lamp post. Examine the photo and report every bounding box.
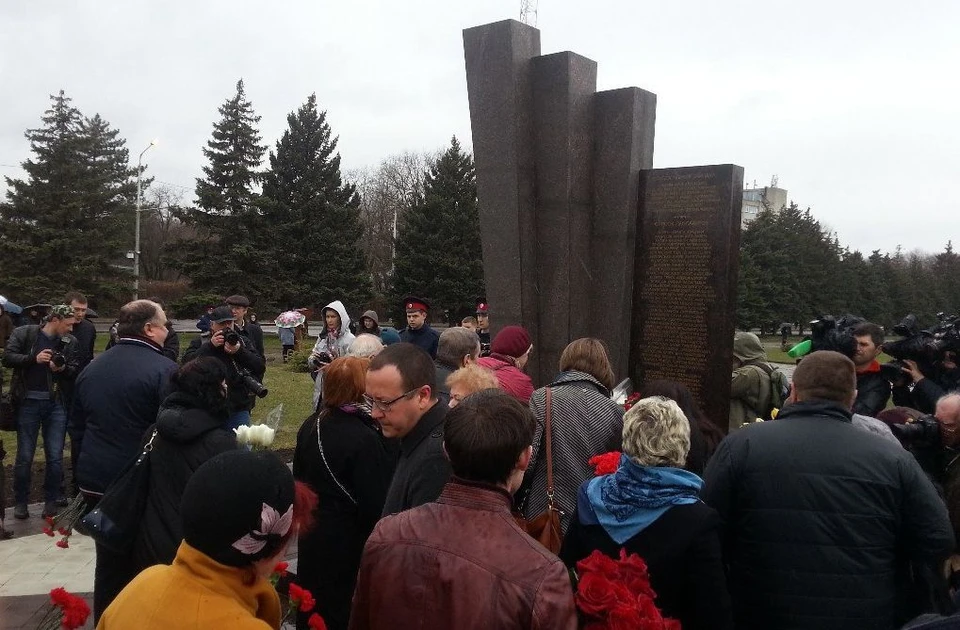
[134,140,157,300]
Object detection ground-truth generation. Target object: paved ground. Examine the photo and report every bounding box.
[0,505,300,629]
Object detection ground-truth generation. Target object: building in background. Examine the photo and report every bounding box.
[742,178,788,228]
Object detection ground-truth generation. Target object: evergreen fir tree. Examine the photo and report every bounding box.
[260,93,371,310]
[393,137,484,322]
[173,79,270,298]
[0,91,138,304]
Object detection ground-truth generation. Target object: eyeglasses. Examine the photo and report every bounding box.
[364,387,421,412]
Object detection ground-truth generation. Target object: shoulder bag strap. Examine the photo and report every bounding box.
[135,429,158,466]
[317,419,358,505]
[544,386,556,511]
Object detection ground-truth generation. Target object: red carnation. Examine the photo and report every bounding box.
[49,587,70,607]
[56,538,69,549]
[589,451,622,476]
[42,526,55,537]
[307,612,328,629]
[57,527,70,536]
[43,587,90,630]
[623,392,642,411]
[44,515,54,526]
[289,582,316,612]
[273,561,289,577]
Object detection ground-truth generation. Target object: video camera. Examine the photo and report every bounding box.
[880,313,960,381]
[808,314,864,358]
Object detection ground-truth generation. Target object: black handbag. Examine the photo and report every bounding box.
[81,427,158,553]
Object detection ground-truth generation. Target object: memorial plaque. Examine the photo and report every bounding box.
[630,165,743,431]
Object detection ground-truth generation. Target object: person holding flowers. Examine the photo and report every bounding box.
[99,450,317,629]
[560,396,733,630]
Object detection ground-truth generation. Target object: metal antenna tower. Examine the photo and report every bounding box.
[520,0,539,26]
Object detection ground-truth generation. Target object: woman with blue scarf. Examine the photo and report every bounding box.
[560,396,732,630]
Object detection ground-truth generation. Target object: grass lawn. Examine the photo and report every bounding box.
[1,331,318,467]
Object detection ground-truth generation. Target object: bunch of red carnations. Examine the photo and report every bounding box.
[36,587,90,630]
[41,494,87,549]
[623,392,642,411]
[574,550,681,630]
[271,561,327,629]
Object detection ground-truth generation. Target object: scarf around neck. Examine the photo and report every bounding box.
[580,454,703,544]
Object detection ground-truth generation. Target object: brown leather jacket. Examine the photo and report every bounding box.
[349,479,578,630]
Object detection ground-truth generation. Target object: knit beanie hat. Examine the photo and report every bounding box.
[180,450,295,567]
[491,325,532,358]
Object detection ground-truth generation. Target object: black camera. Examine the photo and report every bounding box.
[220,329,241,346]
[238,368,268,399]
[809,314,863,358]
[890,413,941,450]
[51,352,66,368]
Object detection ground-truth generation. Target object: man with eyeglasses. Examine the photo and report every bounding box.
[71,299,178,619]
[366,343,450,516]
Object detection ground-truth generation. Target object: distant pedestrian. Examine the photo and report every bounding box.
[475,301,491,356]
[195,305,214,333]
[278,325,295,362]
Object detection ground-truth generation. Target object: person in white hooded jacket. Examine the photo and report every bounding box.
[310,300,355,410]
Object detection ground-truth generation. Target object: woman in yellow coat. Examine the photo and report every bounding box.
[98,450,313,629]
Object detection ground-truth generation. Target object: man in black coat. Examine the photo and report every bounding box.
[365,343,449,515]
[63,291,96,498]
[398,296,440,359]
[182,305,266,430]
[703,350,953,630]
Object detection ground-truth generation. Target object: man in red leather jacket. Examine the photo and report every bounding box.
[349,388,577,630]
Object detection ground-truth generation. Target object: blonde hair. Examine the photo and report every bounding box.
[622,396,690,468]
[446,364,499,396]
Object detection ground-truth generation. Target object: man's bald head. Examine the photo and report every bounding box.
[791,351,857,408]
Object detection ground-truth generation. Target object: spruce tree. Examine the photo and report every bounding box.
[260,93,371,310]
[393,137,484,322]
[173,79,270,298]
[0,91,138,304]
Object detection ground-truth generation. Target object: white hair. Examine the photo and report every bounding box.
[348,333,384,358]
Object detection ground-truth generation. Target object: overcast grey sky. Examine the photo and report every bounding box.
[1,0,957,254]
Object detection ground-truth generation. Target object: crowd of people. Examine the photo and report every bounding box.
[2,294,960,629]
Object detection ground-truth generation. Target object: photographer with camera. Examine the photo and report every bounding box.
[2,304,80,520]
[182,305,266,430]
[892,355,960,415]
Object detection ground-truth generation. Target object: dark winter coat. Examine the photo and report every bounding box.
[381,401,450,516]
[702,400,954,630]
[561,502,733,630]
[239,321,265,358]
[893,369,960,415]
[293,407,396,630]
[181,332,266,413]
[399,324,440,358]
[853,362,892,417]
[133,391,237,571]
[520,371,623,534]
[106,323,180,363]
[2,324,81,404]
[72,338,177,494]
[72,318,97,371]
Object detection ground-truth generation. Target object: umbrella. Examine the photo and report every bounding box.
[85,307,99,318]
[0,296,22,315]
[275,311,306,328]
